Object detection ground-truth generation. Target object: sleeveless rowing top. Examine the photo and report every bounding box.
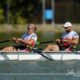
[62,31,79,40]
[22,33,37,47]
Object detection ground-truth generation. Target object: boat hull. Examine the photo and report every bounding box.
[0,51,80,61]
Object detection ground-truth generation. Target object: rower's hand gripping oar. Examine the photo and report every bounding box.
[0,37,19,44]
[0,37,21,44]
[0,39,54,44]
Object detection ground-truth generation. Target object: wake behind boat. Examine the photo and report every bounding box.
[0,51,80,61]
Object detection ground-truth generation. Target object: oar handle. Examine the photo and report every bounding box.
[0,38,19,44]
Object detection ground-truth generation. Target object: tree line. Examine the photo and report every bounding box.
[0,0,80,24]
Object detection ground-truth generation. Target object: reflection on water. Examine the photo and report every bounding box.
[0,60,80,80]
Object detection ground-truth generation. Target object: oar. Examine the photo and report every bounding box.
[0,39,54,44]
[36,41,54,45]
[0,39,10,43]
[32,48,54,61]
[0,38,19,44]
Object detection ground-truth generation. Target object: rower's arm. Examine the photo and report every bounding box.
[17,38,35,45]
[63,38,79,45]
[11,37,35,47]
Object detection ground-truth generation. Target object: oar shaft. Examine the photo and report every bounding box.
[0,40,10,43]
[40,41,53,44]
[36,41,54,45]
[32,48,53,61]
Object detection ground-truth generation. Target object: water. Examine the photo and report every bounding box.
[0,60,80,80]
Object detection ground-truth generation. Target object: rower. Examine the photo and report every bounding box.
[2,24,37,52]
[44,22,79,51]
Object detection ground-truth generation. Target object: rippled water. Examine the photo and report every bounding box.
[0,60,80,80]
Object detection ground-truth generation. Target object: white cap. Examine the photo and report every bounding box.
[63,22,72,27]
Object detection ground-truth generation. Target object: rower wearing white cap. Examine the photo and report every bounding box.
[44,22,79,51]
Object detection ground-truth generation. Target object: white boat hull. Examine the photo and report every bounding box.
[0,51,80,61]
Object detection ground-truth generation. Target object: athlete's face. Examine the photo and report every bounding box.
[27,24,35,34]
[64,26,72,33]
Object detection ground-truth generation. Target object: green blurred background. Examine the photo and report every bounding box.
[0,0,80,24]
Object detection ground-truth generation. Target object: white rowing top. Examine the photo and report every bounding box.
[22,33,37,43]
[62,31,79,40]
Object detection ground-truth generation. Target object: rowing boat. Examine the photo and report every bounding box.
[0,51,80,61]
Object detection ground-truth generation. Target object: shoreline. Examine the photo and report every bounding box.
[0,24,80,33]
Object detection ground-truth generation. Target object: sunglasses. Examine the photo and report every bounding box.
[64,27,69,29]
[27,27,33,30]
[27,27,31,29]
